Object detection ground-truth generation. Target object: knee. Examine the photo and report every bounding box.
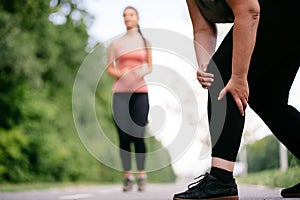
[119,138,131,150]
[134,138,146,152]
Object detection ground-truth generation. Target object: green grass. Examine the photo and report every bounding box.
[0,181,113,192]
[237,166,300,188]
[0,170,176,192]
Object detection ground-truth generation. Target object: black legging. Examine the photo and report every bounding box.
[209,0,300,162]
[112,92,149,171]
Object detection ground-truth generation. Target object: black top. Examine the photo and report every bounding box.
[195,0,234,23]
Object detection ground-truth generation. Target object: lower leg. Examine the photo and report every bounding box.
[134,137,147,191]
[273,106,300,159]
[134,138,147,172]
[210,157,235,184]
[210,94,245,162]
[117,126,132,172]
[135,139,147,192]
[119,146,132,172]
[208,93,244,183]
[206,30,244,180]
[251,103,300,160]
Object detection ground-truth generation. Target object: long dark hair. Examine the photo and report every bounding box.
[124,6,147,49]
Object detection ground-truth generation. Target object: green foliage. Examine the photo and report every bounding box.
[0,127,31,182]
[145,135,177,183]
[0,0,176,184]
[247,135,279,172]
[237,166,300,188]
[246,135,300,172]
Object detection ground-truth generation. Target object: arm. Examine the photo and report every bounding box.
[145,40,152,75]
[143,40,153,76]
[186,0,217,89]
[218,0,260,116]
[106,41,126,79]
[227,0,260,80]
[134,39,153,77]
[187,0,217,64]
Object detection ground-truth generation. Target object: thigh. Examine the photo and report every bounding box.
[129,93,149,127]
[209,28,233,84]
[248,1,300,104]
[113,93,132,134]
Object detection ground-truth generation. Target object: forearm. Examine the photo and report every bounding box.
[186,0,217,67]
[133,63,152,78]
[194,29,217,67]
[106,64,123,79]
[139,47,152,77]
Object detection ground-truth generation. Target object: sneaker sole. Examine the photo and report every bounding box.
[282,193,300,198]
[173,195,238,200]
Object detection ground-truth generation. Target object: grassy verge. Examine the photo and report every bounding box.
[0,181,112,192]
[236,166,300,188]
[0,171,176,192]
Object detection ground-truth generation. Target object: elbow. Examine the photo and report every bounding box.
[193,24,217,38]
[233,4,260,27]
[248,8,260,25]
[106,67,111,74]
[106,66,114,77]
[251,9,260,21]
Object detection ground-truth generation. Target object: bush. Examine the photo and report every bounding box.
[247,135,299,172]
[0,127,31,182]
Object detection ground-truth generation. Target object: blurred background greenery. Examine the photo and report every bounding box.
[236,135,300,187]
[246,135,300,173]
[0,0,176,184]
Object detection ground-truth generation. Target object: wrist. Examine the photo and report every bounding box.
[231,73,247,80]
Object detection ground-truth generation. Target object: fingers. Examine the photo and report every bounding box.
[236,98,245,116]
[233,96,248,116]
[241,96,248,108]
[219,89,248,116]
[218,88,226,101]
[122,67,130,75]
[196,70,214,88]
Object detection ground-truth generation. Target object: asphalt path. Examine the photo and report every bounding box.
[0,181,299,200]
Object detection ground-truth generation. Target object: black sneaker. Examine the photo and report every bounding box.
[281,182,300,198]
[173,172,238,200]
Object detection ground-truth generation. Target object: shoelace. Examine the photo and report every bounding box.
[187,173,209,190]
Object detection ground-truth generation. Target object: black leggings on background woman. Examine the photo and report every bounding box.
[113,93,149,172]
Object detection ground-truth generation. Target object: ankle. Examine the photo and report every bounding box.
[124,171,134,179]
[210,167,233,184]
[137,171,147,178]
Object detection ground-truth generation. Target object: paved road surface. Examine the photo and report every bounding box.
[0,182,298,200]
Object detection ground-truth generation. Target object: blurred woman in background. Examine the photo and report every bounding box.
[106,6,152,192]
